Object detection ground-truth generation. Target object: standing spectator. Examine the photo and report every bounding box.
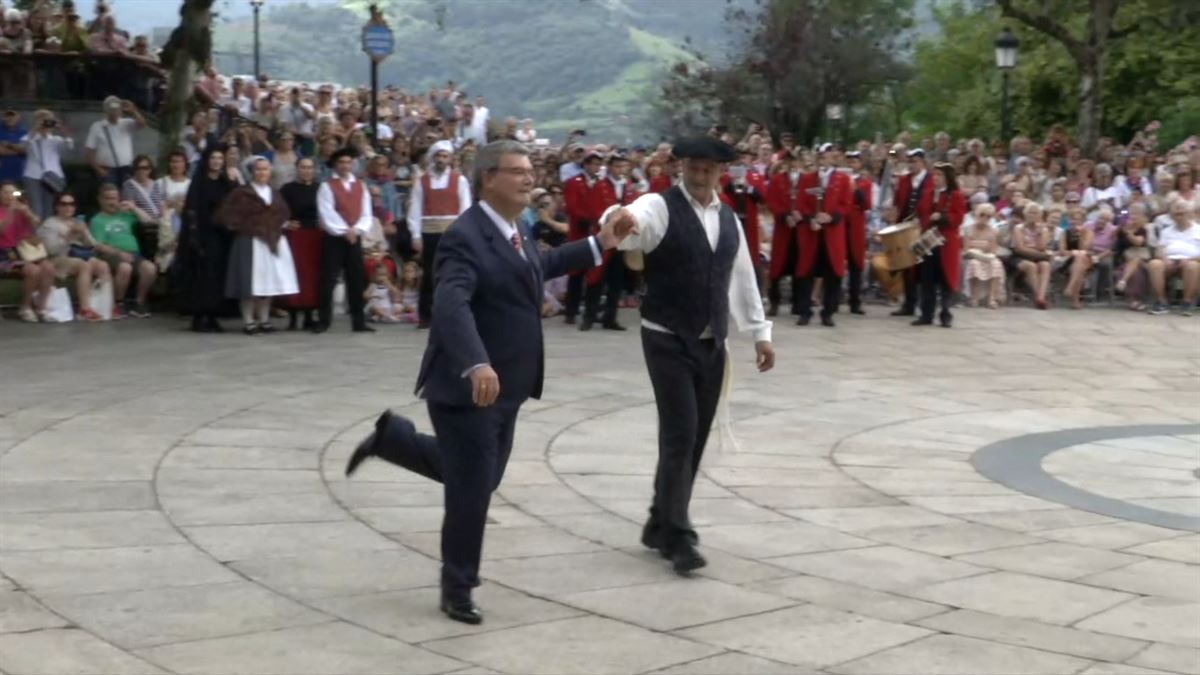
[120,154,163,259]
[38,191,111,321]
[1147,199,1200,315]
[219,157,297,335]
[183,110,217,171]
[315,147,373,333]
[19,110,72,219]
[87,14,127,53]
[85,97,144,186]
[89,184,157,318]
[473,95,490,135]
[281,87,316,156]
[280,156,322,330]
[407,140,471,328]
[0,110,27,185]
[515,118,536,144]
[0,182,56,322]
[559,144,586,183]
[2,9,32,53]
[270,133,300,189]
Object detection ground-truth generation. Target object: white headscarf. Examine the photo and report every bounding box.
[426,140,454,164]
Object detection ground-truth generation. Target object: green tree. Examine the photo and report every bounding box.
[158,0,216,165]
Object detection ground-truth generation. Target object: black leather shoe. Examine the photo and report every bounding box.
[579,317,594,331]
[242,324,259,336]
[766,303,779,317]
[911,318,933,326]
[345,431,378,477]
[564,315,576,325]
[820,315,835,327]
[939,312,953,328]
[641,521,664,555]
[440,597,483,625]
[849,307,866,315]
[601,321,626,331]
[670,546,707,576]
[416,320,430,330]
[891,308,915,317]
[310,323,329,334]
[796,316,811,326]
[352,324,377,333]
[259,323,277,334]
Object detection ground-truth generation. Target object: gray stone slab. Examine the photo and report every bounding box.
[905,571,1135,625]
[831,634,1092,675]
[136,621,464,674]
[424,615,721,675]
[185,427,333,450]
[1125,534,1200,564]
[1078,663,1178,675]
[312,582,582,644]
[231,548,440,599]
[559,577,793,631]
[0,628,166,674]
[770,545,988,592]
[1128,643,1200,674]
[477,525,605,560]
[788,506,959,531]
[963,508,1119,533]
[0,480,155,514]
[749,574,949,623]
[955,542,1143,581]
[1079,559,1200,600]
[161,491,352,526]
[696,521,874,559]
[0,510,184,551]
[730,486,901,509]
[915,609,1147,662]
[183,522,394,562]
[649,652,818,675]
[482,550,671,596]
[1,544,239,594]
[1077,596,1200,647]
[162,445,319,469]
[677,604,932,668]
[40,581,328,649]
[1040,522,1188,549]
[0,590,69,633]
[860,521,1042,556]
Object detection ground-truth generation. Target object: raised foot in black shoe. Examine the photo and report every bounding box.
[911,317,933,326]
[602,321,626,331]
[345,410,411,477]
[440,596,483,625]
[670,546,707,576]
[891,308,915,317]
[796,315,811,326]
[820,315,836,327]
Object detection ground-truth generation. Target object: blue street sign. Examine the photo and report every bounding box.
[362,23,395,61]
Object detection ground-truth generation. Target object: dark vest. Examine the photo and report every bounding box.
[641,186,739,341]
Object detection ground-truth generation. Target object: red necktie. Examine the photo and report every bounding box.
[510,231,522,253]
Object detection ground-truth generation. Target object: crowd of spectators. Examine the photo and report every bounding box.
[1,1,1197,326]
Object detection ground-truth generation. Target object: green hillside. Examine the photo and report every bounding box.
[213,0,730,143]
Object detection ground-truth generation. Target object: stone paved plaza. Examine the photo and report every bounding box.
[1,306,1198,675]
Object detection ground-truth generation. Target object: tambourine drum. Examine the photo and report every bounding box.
[879,221,920,271]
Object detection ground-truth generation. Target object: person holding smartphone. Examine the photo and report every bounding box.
[19,109,72,219]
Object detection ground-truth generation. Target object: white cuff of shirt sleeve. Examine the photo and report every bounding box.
[462,363,488,378]
[588,236,602,266]
[752,324,772,344]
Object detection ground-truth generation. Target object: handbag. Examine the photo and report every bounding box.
[35,287,74,323]
[68,243,95,260]
[17,239,48,262]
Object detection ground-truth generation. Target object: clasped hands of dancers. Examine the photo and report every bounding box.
[345,137,775,625]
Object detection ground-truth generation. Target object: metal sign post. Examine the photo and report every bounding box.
[361,8,395,147]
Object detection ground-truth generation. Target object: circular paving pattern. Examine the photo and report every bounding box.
[1,307,1199,675]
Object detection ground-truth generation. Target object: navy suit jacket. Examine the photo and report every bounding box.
[415,203,598,406]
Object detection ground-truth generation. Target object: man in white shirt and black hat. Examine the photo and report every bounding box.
[408,140,472,328]
[603,135,776,575]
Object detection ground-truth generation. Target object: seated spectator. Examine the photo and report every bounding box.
[1116,202,1152,310]
[1147,199,1200,315]
[20,109,73,220]
[89,183,157,318]
[1082,163,1121,213]
[0,181,56,322]
[962,202,1004,308]
[1169,167,1196,212]
[365,263,403,323]
[38,192,111,321]
[1060,206,1095,309]
[1012,203,1054,309]
[1088,206,1119,299]
[362,184,396,281]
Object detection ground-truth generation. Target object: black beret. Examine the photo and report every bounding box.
[671,136,737,162]
[327,146,359,168]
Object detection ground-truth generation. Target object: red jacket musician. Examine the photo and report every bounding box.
[562,148,608,323]
[765,151,804,316]
[720,150,767,281]
[912,161,965,328]
[794,143,853,327]
[844,150,875,314]
[581,151,639,331]
[890,148,937,316]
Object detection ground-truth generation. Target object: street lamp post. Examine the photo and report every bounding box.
[250,0,265,79]
[994,27,1019,145]
[825,103,845,146]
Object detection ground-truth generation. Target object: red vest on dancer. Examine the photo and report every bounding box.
[795,169,852,278]
[766,170,803,280]
[419,171,461,224]
[330,177,365,225]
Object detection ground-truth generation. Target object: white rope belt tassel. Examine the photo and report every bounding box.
[704,340,744,469]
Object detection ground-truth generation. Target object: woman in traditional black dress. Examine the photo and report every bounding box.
[280,156,323,330]
[177,145,234,332]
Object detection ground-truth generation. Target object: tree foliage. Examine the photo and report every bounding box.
[654,0,915,143]
[907,0,1200,150]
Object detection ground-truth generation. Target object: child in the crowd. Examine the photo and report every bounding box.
[398,261,420,323]
[365,264,403,323]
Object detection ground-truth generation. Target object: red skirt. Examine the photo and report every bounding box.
[280,228,322,309]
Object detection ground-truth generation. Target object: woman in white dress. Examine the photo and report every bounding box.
[218,157,299,335]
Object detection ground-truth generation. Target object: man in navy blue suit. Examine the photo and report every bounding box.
[344,140,635,625]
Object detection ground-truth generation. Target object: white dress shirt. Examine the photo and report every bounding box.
[21,132,73,179]
[251,182,272,205]
[407,168,473,242]
[317,174,373,236]
[603,189,772,344]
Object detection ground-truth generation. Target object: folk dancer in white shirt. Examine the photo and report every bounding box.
[315,147,375,333]
[603,136,776,576]
[407,140,472,328]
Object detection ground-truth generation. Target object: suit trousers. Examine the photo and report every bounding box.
[901,266,918,313]
[583,252,625,324]
[846,257,864,311]
[918,252,953,321]
[418,232,442,324]
[796,241,842,320]
[641,328,725,554]
[564,272,584,319]
[373,401,519,601]
[319,234,367,329]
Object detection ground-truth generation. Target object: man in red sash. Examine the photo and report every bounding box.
[315,147,374,333]
[765,150,803,316]
[408,140,472,329]
[562,148,607,324]
[795,143,853,327]
[845,150,876,315]
[890,149,935,317]
[581,151,638,330]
